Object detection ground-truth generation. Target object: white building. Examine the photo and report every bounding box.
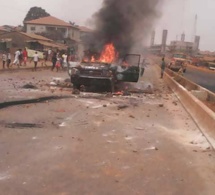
[169,34,200,54]
[25,16,80,42]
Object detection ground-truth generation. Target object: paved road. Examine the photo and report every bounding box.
[185,67,215,92]
[0,66,215,195]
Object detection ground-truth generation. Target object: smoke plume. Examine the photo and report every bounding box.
[88,0,163,57]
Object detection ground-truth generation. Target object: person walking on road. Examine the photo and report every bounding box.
[19,49,23,66]
[23,48,28,66]
[2,52,7,69]
[32,51,39,71]
[62,53,68,69]
[6,50,11,68]
[51,51,57,71]
[12,49,21,68]
[161,57,166,79]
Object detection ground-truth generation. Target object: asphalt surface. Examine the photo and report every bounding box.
[0,65,215,195]
[184,67,215,92]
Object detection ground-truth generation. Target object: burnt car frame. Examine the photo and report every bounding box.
[67,54,143,92]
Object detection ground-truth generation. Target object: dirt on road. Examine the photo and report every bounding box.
[0,63,215,195]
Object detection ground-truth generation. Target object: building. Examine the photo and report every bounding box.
[24,16,80,43]
[78,26,92,40]
[169,41,194,54]
[148,30,168,55]
[0,31,67,52]
[169,34,200,55]
[24,16,87,58]
[0,26,9,35]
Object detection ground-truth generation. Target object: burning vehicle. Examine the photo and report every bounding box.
[68,44,143,92]
[168,53,188,73]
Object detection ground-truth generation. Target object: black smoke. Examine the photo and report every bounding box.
[87,0,162,57]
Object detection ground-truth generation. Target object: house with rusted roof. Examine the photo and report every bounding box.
[24,16,80,43]
[0,31,67,52]
[0,26,9,35]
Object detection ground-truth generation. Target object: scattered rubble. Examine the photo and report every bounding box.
[172,101,178,106]
[129,114,135,119]
[144,147,159,151]
[117,104,129,110]
[22,84,38,90]
[4,123,43,129]
[72,89,81,95]
[135,127,145,131]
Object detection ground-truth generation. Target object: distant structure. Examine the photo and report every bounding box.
[150,30,155,46]
[193,14,198,42]
[169,14,200,55]
[181,33,185,42]
[194,35,200,51]
[148,29,168,54]
[161,30,168,53]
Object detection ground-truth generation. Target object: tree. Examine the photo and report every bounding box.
[23,7,50,22]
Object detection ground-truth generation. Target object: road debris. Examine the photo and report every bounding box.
[135,127,145,131]
[4,123,43,129]
[22,84,38,90]
[129,114,135,119]
[118,104,129,110]
[144,147,159,151]
[159,104,164,107]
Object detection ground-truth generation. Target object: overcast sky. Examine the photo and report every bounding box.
[0,0,214,51]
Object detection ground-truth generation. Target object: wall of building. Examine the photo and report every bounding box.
[68,28,80,42]
[169,41,194,54]
[26,24,46,34]
[26,24,69,39]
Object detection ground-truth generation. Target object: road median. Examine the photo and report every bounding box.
[163,68,215,149]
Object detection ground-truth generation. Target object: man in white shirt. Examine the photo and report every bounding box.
[33,51,39,71]
[12,49,21,67]
[62,53,68,68]
[48,49,52,61]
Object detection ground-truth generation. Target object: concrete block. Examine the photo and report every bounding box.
[191,90,208,101]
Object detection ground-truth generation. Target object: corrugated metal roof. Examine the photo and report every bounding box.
[25,16,72,27]
[21,32,52,42]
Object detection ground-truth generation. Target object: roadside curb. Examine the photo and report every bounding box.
[163,69,215,150]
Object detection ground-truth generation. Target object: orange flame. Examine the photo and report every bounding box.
[99,43,118,63]
[82,43,118,63]
[91,56,96,62]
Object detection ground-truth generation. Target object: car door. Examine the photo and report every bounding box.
[116,54,141,82]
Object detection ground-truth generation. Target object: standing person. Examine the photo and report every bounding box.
[19,49,23,66]
[51,51,57,71]
[2,52,7,69]
[22,48,28,66]
[12,49,20,68]
[55,55,61,72]
[6,50,11,69]
[43,50,48,66]
[62,53,68,69]
[161,57,166,79]
[33,51,39,71]
[48,49,52,61]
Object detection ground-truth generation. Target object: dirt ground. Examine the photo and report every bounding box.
[0,62,215,195]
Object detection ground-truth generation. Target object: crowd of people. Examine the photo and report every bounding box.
[1,48,78,71]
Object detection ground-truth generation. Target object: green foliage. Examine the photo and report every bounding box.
[24,7,50,22]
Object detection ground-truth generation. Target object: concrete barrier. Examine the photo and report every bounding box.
[164,69,215,148]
